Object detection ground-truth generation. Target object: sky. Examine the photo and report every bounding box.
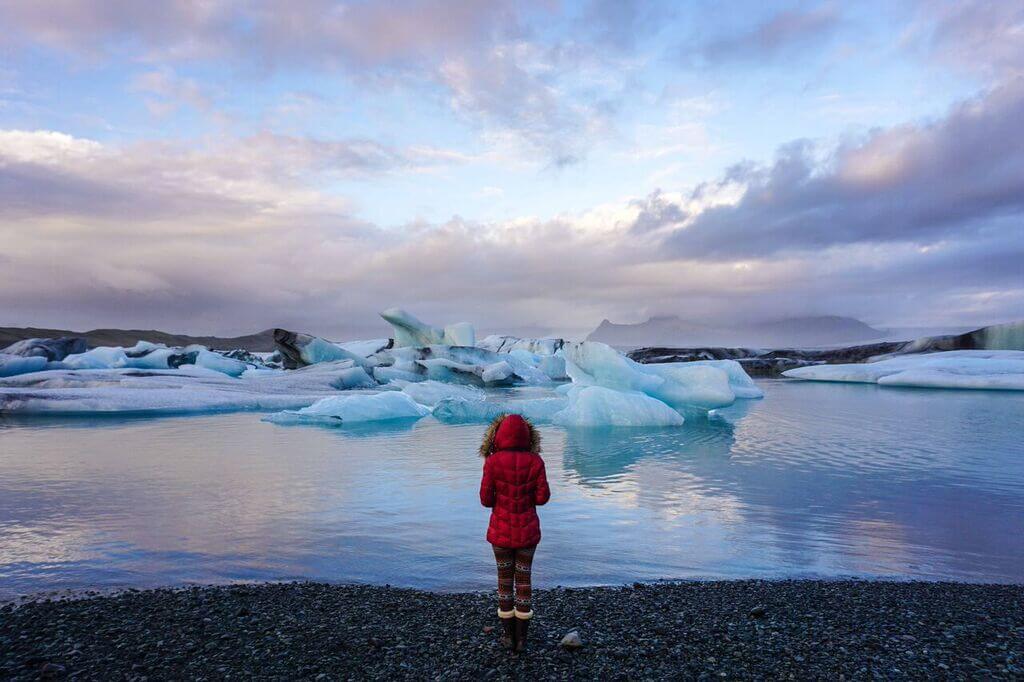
[0,0,1022,339]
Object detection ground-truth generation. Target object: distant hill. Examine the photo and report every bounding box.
[587,315,886,349]
[0,327,278,352]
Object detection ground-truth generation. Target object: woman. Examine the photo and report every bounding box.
[479,413,550,652]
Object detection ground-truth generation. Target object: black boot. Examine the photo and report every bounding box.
[500,616,517,650]
[514,616,530,652]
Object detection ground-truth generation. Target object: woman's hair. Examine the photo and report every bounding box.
[479,413,542,457]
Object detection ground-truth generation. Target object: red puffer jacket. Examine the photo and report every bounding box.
[479,414,550,548]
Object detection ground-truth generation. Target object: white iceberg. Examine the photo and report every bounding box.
[263,391,430,426]
[379,308,475,347]
[657,359,764,400]
[338,338,392,357]
[551,386,685,427]
[477,335,564,356]
[0,360,375,414]
[432,397,568,423]
[782,350,1024,391]
[392,379,485,407]
[561,341,737,412]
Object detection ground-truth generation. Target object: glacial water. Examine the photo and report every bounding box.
[1,379,1022,598]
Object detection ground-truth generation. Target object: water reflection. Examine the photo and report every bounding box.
[1,380,1023,597]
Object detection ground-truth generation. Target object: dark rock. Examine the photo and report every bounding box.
[1,337,87,361]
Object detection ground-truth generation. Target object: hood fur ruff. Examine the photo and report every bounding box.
[479,413,542,457]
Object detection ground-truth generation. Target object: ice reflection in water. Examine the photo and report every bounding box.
[1,380,1022,597]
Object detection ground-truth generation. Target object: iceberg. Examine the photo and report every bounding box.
[262,391,430,426]
[662,359,764,399]
[375,345,554,385]
[477,335,564,356]
[443,322,476,347]
[379,308,475,348]
[1,336,87,361]
[782,350,1024,391]
[55,343,250,377]
[339,338,392,357]
[561,341,737,412]
[551,386,685,427]
[392,379,485,407]
[0,360,376,414]
[0,354,49,378]
[432,396,569,423]
[273,329,375,369]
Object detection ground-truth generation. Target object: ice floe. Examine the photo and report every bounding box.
[0,309,769,424]
[263,391,430,426]
[782,350,1024,391]
[551,386,686,427]
[561,341,737,412]
[0,354,49,378]
[0,361,375,414]
[380,308,475,348]
[432,396,569,423]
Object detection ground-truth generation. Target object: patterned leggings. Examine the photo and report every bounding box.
[492,545,536,617]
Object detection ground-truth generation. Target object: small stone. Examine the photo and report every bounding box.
[560,631,583,650]
[482,626,494,634]
[749,605,767,619]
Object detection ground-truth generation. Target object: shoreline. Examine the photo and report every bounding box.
[2,579,1021,679]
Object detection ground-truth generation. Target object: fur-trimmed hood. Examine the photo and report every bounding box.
[479,413,541,456]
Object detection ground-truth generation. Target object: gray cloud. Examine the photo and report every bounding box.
[923,0,1024,78]
[683,4,841,66]
[662,78,1024,259]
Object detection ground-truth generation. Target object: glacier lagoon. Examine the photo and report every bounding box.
[1,378,1023,599]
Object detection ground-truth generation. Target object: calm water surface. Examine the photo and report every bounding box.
[1,380,1023,597]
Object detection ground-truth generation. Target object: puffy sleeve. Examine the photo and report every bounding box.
[534,458,551,506]
[480,456,496,508]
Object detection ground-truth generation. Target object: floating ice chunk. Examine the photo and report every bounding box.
[552,386,685,427]
[273,329,376,369]
[379,308,445,347]
[481,361,515,384]
[507,349,568,381]
[561,341,735,411]
[477,335,564,356]
[373,365,425,384]
[562,342,662,393]
[393,379,485,407]
[263,391,430,426]
[682,359,764,399]
[443,322,475,347]
[191,348,248,377]
[0,361,379,414]
[642,363,736,411]
[62,346,130,369]
[338,338,392,357]
[783,350,1024,391]
[433,397,569,423]
[538,355,568,381]
[2,337,87,361]
[0,354,49,377]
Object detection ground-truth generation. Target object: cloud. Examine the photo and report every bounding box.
[684,4,841,65]
[439,42,619,165]
[661,78,1024,259]
[0,0,520,67]
[3,102,1021,336]
[921,0,1024,79]
[131,68,216,117]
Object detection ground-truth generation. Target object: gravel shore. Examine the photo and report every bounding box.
[2,580,1022,680]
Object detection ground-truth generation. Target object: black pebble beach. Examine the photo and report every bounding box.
[2,580,1022,680]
